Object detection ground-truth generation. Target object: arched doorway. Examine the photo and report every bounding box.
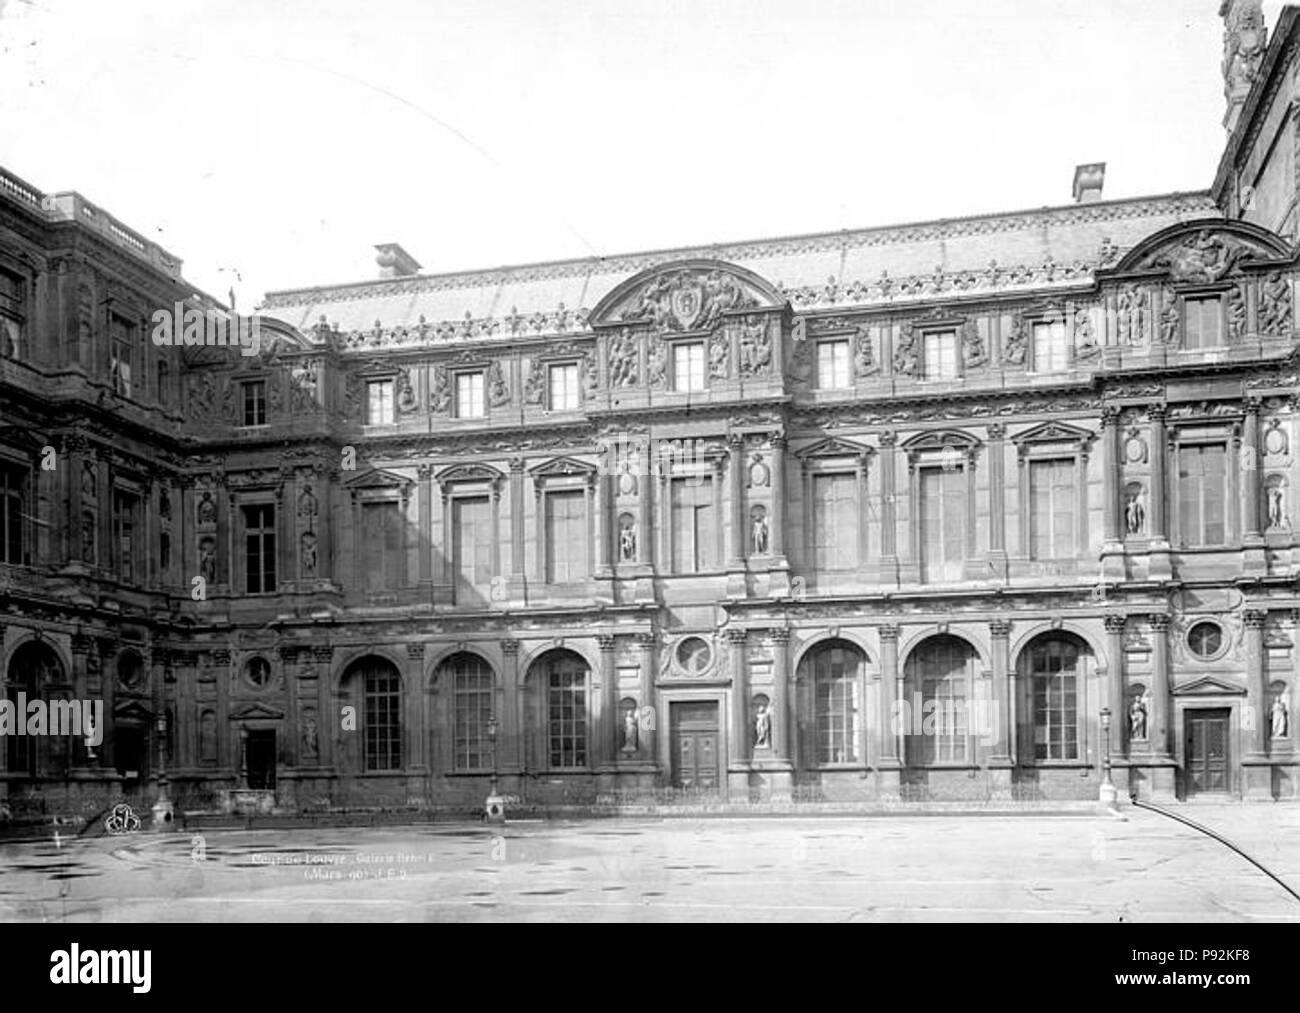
[797,639,866,768]
[903,635,978,767]
[1016,632,1092,764]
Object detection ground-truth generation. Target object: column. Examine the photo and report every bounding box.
[404,644,425,772]
[281,645,301,769]
[767,627,793,800]
[878,432,898,583]
[1148,614,1171,759]
[728,435,745,567]
[1104,615,1127,757]
[500,639,521,774]
[855,452,870,571]
[212,649,232,774]
[591,470,609,579]
[1244,610,1268,756]
[769,437,787,558]
[877,624,901,798]
[1147,406,1168,540]
[987,425,1007,580]
[597,635,616,773]
[635,633,657,775]
[638,439,653,566]
[1100,406,1121,546]
[417,464,434,589]
[314,646,334,770]
[989,619,1012,768]
[70,633,95,772]
[1243,400,1266,574]
[727,628,749,766]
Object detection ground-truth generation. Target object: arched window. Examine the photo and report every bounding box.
[803,640,862,765]
[905,636,974,765]
[1021,633,1090,762]
[343,657,402,771]
[529,650,589,770]
[5,640,64,776]
[438,653,494,771]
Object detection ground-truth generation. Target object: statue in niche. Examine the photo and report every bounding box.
[621,704,639,753]
[1129,692,1149,740]
[199,536,217,584]
[754,700,772,749]
[1267,482,1287,530]
[1272,693,1290,739]
[609,330,639,388]
[1125,486,1146,536]
[298,484,319,520]
[197,491,217,525]
[300,532,318,577]
[81,512,95,563]
[301,711,319,759]
[751,506,769,555]
[290,364,319,412]
[81,461,96,498]
[1003,319,1027,366]
[618,515,637,563]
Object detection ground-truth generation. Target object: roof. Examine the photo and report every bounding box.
[259,190,1219,343]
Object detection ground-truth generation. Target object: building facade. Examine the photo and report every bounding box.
[2,2,1299,817]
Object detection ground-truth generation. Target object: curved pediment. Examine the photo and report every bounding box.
[1112,219,1292,282]
[590,259,784,331]
[901,429,981,454]
[435,462,504,487]
[529,456,596,479]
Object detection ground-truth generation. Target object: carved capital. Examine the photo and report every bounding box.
[725,628,748,645]
[1147,614,1171,633]
[211,649,232,665]
[597,635,616,653]
[1243,609,1269,630]
[877,624,900,642]
[878,430,897,449]
[989,619,1012,639]
[406,643,426,660]
[277,645,298,663]
[71,632,95,655]
[501,639,521,656]
[986,424,1007,442]
[769,628,791,644]
[311,646,334,664]
[1104,614,1128,634]
[635,632,657,651]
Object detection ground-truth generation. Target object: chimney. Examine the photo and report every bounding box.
[1072,163,1106,204]
[374,243,421,279]
[1222,0,1268,134]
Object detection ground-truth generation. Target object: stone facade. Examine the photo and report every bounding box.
[2,6,1300,815]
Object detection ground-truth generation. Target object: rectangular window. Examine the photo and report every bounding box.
[0,268,23,358]
[452,496,492,602]
[545,489,587,583]
[242,380,267,427]
[1029,459,1076,559]
[367,379,394,424]
[112,489,139,583]
[1179,443,1227,546]
[816,340,851,390]
[109,315,134,397]
[456,371,485,418]
[1184,296,1224,349]
[920,466,965,582]
[812,473,857,571]
[923,330,958,381]
[243,503,276,594]
[548,363,579,411]
[548,667,588,769]
[362,501,403,591]
[671,475,714,573]
[1032,320,1069,373]
[157,361,169,406]
[673,342,706,392]
[0,462,25,565]
[363,667,401,771]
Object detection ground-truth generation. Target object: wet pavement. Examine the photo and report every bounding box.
[0,804,1297,922]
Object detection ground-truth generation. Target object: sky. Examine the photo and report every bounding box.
[0,0,1283,310]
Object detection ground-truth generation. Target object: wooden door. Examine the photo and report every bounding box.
[1185,709,1230,795]
[671,701,720,790]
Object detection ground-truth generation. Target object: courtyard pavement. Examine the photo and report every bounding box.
[0,804,1297,922]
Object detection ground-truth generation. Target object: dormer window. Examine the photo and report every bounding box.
[367,378,394,424]
[923,330,958,381]
[456,371,485,418]
[1184,295,1224,349]
[1031,320,1069,373]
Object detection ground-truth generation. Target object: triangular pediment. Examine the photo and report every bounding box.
[1113,219,1292,282]
[1012,421,1094,446]
[229,701,286,721]
[590,259,783,331]
[796,437,871,460]
[345,467,410,491]
[1174,675,1246,696]
[529,456,596,479]
[113,700,155,722]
